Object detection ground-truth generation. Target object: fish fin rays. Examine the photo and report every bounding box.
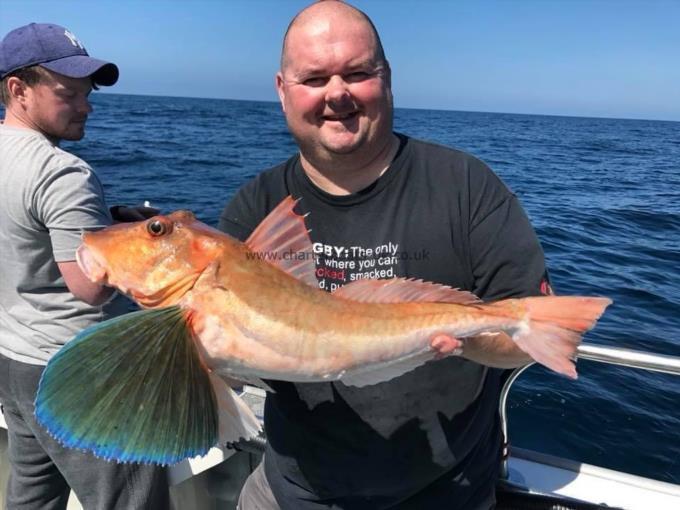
[340,348,436,387]
[333,278,481,304]
[35,306,222,465]
[245,196,318,288]
[209,373,262,445]
[228,374,276,393]
[485,296,612,379]
[513,322,583,379]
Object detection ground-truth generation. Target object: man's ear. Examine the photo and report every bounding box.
[275,72,286,113]
[6,76,29,106]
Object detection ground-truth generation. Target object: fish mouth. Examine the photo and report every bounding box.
[76,245,108,284]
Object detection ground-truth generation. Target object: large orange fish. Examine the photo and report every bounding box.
[35,197,611,465]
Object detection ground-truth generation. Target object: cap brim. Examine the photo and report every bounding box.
[41,55,119,86]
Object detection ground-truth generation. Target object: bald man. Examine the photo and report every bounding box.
[219,2,549,509]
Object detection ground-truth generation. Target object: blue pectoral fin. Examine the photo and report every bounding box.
[35,306,218,466]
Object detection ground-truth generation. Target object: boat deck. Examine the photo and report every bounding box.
[4,385,679,510]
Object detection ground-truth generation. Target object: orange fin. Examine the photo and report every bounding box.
[486,296,612,379]
[332,278,481,304]
[245,196,317,288]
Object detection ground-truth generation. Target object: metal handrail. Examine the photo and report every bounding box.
[499,342,680,478]
[576,344,680,375]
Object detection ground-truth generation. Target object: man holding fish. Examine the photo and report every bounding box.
[26,3,608,510]
[215,2,601,509]
[0,23,167,509]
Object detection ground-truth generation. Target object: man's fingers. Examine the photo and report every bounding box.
[431,334,464,358]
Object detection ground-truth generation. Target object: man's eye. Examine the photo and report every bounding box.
[345,72,370,83]
[302,77,328,87]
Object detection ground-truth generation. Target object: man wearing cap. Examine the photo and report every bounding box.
[0,23,168,509]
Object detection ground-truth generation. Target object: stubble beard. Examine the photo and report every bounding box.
[51,123,86,142]
[32,115,86,143]
[62,130,86,142]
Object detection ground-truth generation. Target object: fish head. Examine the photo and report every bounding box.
[77,211,224,308]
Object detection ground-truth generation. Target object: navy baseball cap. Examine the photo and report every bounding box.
[0,23,119,86]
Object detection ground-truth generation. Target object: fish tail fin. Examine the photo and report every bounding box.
[484,296,612,379]
[35,306,226,465]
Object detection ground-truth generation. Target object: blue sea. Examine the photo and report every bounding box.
[68,94,680,484]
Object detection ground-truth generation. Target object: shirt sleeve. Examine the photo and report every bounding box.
[33,163,112,262]
[466,161,547,301]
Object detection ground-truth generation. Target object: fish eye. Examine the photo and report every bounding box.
[146,219,171,237]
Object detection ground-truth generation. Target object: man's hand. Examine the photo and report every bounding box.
[430,332,533,368]
[430,334,464,358]
[110,205,160,222]
[57,260,115,305]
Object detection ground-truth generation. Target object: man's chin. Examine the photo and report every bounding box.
[320,135,365,155]
[325,145,360,155]
[62,131,86,141]
[54,122,87,141]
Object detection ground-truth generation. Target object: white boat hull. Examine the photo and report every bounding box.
[507,447,680,509]
[2,386,679,510]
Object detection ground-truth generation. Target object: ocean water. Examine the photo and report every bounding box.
[55,94,680,484]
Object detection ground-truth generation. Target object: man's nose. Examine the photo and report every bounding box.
[78,95,93,114]
[325,75,351,104]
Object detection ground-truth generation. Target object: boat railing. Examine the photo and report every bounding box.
[499,342,680,479]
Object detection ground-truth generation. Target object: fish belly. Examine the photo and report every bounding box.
[184,288,516,384]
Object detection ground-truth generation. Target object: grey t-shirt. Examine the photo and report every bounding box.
[0,124,127,365]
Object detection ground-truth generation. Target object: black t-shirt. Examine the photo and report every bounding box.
[219,134,546,510]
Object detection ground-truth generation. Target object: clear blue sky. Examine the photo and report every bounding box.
[2,0,679,121]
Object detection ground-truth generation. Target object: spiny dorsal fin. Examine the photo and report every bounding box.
[35,306,221,465]
[332,278,481,304]
[245,196,317,288]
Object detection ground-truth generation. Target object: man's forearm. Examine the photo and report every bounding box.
[461,332,532,369]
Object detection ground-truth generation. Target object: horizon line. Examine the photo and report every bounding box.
[91,91,680,125]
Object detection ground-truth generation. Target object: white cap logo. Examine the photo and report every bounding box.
[64,30,85,50]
